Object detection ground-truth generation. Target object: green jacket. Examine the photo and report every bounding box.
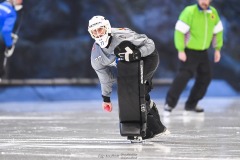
[175,4,223,52]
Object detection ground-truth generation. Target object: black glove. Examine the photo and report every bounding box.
[114,41,141,62]
[102,95,111,102]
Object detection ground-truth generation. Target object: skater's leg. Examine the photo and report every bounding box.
[142,49,159,102]
[165,69,193,108]
[185,53,211,111]
[141,50,168,139]
[144,101,167,139]
[165,50,199,109]
[142,50,159,83]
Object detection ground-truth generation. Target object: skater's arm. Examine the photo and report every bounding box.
[211,8,223,63]
[212,8,223,51]
[130,33,155,58]
[2,11,17,47]
[117,28,155,58]
[95,68,114,112]
[94,67,115,98]
[174,6,192,52]
[91,44,116,99]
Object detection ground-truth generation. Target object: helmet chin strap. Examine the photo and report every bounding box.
[95,33,112,48]
[105,35,112,48]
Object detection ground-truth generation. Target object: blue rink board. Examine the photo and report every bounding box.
[0,80,239,102]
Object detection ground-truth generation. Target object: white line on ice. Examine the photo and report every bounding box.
[0,116,67,120]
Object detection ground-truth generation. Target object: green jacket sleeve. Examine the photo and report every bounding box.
[174,6,192,52]
[174,31,185,52]
[212,8,223,51]
[214,31,223,51]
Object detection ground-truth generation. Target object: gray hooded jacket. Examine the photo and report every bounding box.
[91,28,155,98]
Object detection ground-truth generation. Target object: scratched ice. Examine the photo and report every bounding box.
[0,98,240,160]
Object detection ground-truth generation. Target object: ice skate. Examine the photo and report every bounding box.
[184,106,204,115]
[153,128,171,138]
[163,104,173,116]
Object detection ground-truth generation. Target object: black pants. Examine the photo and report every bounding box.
[143,50,166,139]
[166,48,211,109]
[0,37,6,77]
[142,49,159,102]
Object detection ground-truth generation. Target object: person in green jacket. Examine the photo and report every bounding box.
[164,0,223,115]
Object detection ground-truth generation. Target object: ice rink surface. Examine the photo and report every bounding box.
[0,97,239,160]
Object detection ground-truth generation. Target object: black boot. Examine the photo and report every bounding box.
[185,106,204,113]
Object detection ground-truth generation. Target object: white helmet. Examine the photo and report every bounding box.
[88,16,112,48]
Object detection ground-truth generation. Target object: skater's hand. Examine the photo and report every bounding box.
[4,45,15,57]
[178,51,187,62]
[102,102,112,112]
[214,50,221,63]
[118,48,141,62]
[117,48,141,62]
[4,34,18,58]
[114,41,141,62]
[11,33,18,44]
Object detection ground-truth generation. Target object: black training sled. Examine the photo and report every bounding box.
[117,60,147,142]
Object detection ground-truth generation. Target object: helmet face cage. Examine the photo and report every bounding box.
[90,26,107,39]
[88,16,112,48]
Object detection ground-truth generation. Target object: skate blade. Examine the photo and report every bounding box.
[128,136,143,143]
[183,111,205,116]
